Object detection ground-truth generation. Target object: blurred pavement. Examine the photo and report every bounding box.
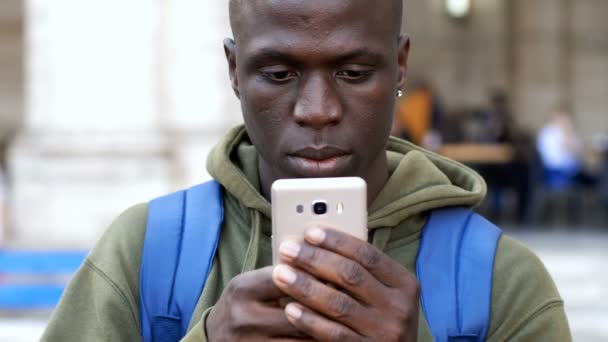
[1,229,606,342]
[509,229,608,342]
[0,312,48,342]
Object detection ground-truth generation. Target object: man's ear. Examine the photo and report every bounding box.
[397,34,410,90]
[223,38,240,99]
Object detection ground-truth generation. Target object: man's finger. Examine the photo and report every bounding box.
[272,264,374,332]
[232,266,286,301]
[250,302,310,338]
[304,227,413,289]
[278,240,384,305]
[283,302,362,342]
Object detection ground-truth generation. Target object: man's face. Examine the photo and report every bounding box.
[226,0,408,182]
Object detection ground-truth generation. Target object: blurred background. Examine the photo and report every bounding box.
[0,0,606,340]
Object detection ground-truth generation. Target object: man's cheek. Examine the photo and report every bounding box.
[245,88,292,118]
[245,75,292,98]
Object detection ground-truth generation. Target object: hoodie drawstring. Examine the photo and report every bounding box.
[371,227,391,252]
[241,209,262,273]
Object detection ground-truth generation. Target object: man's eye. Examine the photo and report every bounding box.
[336,69,373,80]
[260,70,298,82]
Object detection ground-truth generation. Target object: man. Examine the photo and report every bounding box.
[42,1,571,341]
[537,109,584,191]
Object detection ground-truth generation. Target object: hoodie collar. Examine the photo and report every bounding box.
[207,125,486,230]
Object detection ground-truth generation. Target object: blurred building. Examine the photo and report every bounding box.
[405,0,608,138]
[1,0,241,248]
[0,1,22,165]
[0,0,607,248]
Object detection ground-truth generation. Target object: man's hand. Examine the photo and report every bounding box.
[206,267,312,341]
[273,227,420,342]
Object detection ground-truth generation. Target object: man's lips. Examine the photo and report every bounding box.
[289,146,350,161]
[287,146,352,176]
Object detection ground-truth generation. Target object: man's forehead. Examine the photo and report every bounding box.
[251,0,353,17]
[243,40,388,67]
[232,0,365,17]
[230,0,402,42]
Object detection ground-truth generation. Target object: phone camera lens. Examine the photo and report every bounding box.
[313,201,328,215]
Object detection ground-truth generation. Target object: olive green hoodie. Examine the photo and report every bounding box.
[42,126,571,341]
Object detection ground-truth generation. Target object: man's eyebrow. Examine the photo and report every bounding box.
[247,48,300,66]
[333,48,385,63]
[246,47,385,66]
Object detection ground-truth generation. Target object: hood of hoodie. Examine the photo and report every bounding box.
[207,125,486,229]
[207,125,486,271]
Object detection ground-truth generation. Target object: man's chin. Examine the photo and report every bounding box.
[285,155,354,178]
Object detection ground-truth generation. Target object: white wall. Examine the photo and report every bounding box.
[7,0,241,248]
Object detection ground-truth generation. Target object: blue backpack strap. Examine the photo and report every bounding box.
[140,180,224,342]
[416,207,502,342]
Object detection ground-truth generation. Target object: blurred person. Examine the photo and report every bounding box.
[536,109,595,190]
[479,90,516,144]
[462,91,519,145]
[393,80,444,149]
[534,109,599,224]
[437,108,467,143]
[42,1,570,341]
[472,91,532,223]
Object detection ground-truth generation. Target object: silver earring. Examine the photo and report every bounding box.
[397,90,404,98]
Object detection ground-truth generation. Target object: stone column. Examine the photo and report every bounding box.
[8,0,240,248]
[404,0,509,108]
[570,0,608,140]
[511,0,566,130]
[162,0,241,188]
[0,0,24,244]
[0,0,23,146]
[511,0,608,138]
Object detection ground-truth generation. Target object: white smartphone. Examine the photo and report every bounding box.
[271,177,368,264]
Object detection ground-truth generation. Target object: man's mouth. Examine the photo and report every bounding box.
[290,146,349,160]
[287,146,352,177]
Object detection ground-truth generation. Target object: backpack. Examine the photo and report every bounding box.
[139,180,502,342]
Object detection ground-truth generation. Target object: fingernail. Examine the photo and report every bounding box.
[274,265,297,285]
[285,303,302,320]
[279,241,301,259]
[306,227,326,245]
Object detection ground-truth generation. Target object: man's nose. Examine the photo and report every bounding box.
[293,74,343,130]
